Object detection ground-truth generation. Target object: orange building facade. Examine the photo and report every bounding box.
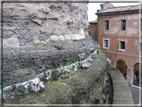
[96,3,142,86]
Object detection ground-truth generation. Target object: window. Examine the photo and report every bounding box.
[120,41,125,50]
[121,20,126,30]
[139,43,142,51]
[105,20,109,30]
[103,38,110,49]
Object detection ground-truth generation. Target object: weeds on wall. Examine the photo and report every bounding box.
[43,44,48,47]
[0,84,7,89]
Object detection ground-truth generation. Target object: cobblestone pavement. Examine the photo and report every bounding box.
[129,85,142,106]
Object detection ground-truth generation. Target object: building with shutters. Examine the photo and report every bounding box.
[96,3,142,86]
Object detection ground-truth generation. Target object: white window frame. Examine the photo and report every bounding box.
[119,41,126,51]
[103,38,110,49]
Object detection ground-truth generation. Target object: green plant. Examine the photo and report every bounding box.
[52,81,63,85]
[70,43,79,46]
[16,86,20,95]
[94,49,97,53]
[18,82,23,84]
[83,59,85,61]
[77,72,82,75]
[54,75,58,80]
[74,60,76,63]
[66,62,71,66]
[97,54,99,57]
[102,94,105,97]
[43,44,47,47]
[0,84,7,89]
[73,94,75,97]
[15,82,23,95]
[47,68,53,71]
[76,59,79,62]
[68,62,71,65]
[77,64,80,68]
[70,70,74,75]
[61,74,65,78]
[47,87,52,91]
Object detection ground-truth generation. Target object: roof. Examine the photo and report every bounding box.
[96,4,142,16]
[89,20,97,24]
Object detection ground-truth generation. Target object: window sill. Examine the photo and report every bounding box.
[118,49,126,51]
[103,47,109,49]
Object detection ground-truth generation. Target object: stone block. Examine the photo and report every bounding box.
[58,35,65,41]
[44,70,52,81]
[79,29,85,35]
[30,78,45,92]
[33,40,41,45]
[6,37,20,47]
[70,34,76,40]
[75,34,85,40]
[78,53,86,61]
[50,35,59,41]
[79,60,90,68]
[65,35,71,40]
[91,53,97,59]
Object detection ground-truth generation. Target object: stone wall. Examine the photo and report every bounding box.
[3,46,111,104]
[3,36,98,86]
[3,2,89,47]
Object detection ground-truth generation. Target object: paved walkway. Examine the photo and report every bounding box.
[129,85,142,105]
[109,67,133,105]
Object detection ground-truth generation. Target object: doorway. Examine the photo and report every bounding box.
[133,63,142,86]
[116,59,127,79]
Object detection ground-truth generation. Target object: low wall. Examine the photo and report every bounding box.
[108,73,114,104]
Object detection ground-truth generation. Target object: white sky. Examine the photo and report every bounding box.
[87,3,140,22]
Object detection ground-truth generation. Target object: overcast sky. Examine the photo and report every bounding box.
[87,3,140,22]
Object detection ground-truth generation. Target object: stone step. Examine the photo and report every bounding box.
[109,68,133,105]
[114,85,130,89]
[113,80,127,82]
[111,76,125,79]
[113,90,132,93]
[113,83,128,87]
[114,88,131,92]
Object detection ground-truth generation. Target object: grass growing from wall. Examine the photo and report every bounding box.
[0,84,7,89]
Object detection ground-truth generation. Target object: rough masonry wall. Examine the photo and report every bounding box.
[3,2,88,47]
[3,37,97,86]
